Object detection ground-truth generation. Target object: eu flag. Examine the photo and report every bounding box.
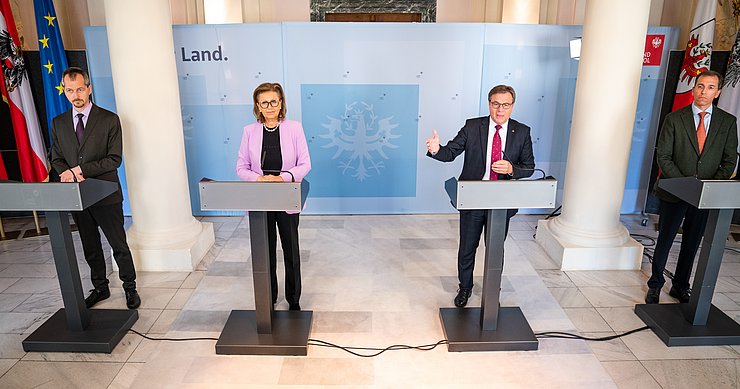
[34,0,70,139]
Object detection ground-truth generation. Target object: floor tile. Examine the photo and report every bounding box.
[643,359,738,389]
[0,360,123,388]
[601,360,661,388]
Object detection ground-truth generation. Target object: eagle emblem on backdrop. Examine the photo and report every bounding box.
[0,30,25,93]
[321,102,400,181]
[651,36,662,49]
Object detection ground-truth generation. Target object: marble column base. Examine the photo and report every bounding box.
[118,222,214,272]
[535,219,643,271]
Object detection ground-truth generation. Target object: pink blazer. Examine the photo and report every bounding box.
[236,118,312,184]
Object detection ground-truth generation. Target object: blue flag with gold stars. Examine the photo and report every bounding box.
[34,0,70,139]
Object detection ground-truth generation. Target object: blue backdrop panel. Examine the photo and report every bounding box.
[301,84,419,198]
[282,23,485,214]
[84,23,678,215]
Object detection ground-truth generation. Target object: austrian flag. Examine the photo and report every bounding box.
[0,0,49,182]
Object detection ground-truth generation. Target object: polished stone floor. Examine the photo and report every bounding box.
[0,213,739,388]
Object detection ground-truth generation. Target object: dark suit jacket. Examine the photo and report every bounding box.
[428,116,535,216]
[50,104,124,205]
[428,116,535,180]
[654,104,738,202]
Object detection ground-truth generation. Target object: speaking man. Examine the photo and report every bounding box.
[426,84,535,307]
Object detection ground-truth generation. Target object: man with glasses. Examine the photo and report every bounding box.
[50,67,141,310]
[425,84,535,307]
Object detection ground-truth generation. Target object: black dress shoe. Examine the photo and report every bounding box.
[85,288,110,308]
[289,302,301,311]
[645,287,660,304]
[125,289,141,309]
[454,288,472,308]
[669,286,690,303]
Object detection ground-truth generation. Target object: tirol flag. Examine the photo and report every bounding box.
[0,0,49,182]
[672,0,717,111]
[718,25,740,175]
[34,0,70,139]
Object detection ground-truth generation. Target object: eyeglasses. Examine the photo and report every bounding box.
[259,99,281,109]
[490,101,513,109]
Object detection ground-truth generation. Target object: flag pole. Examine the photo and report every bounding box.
[32,210,41,234]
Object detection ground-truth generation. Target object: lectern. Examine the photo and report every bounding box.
[199,179,311,355]
[0,179,138,353]
[635,177,740,346]
[441,177,557,352]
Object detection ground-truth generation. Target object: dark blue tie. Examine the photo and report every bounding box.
[76,113,84,144]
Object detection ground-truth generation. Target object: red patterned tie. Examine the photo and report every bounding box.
[490,124,502,180]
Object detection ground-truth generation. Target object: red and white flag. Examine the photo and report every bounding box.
[672,0,717,111]
[718,25,740,176]
[0,0,49,182]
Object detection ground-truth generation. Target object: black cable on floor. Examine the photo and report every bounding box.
[544,205,562,220]
[306,338,448,358]
[535,326,650,341]
[128,328,219,341]
[630,233,656,246]
[127,328,652,356]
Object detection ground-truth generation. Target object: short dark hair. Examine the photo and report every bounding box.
[488,84,516,103]
[61,67,90,87]
[695,70,724,89]
[252,82,286,123]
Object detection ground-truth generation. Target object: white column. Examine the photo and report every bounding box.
[103,0,214,271]
[535,0,648,270]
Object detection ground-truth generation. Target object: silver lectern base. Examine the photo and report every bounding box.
[215,310,312,355]
[635,303,740,346]
[22,308,138,353]
[439,307,538,352]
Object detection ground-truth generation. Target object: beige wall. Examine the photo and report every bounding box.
[436,0,497,23]
[501,0,540,24]
[13,0,89,50]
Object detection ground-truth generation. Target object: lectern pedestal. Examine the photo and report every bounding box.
[0,179,138,353]
[200,180,312,355]
[441,178,557,352]
[635,178,740,346]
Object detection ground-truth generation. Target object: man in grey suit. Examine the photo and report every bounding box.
[646,70,738,304]
[426,84,535,307]
[50,67,140,309]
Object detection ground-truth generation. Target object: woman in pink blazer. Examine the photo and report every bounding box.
[236,82,311,311]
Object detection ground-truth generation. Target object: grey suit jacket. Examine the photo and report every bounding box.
[654,104,739,202]
[50,104,124,205]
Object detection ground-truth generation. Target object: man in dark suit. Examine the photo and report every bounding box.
[646,70,738,304]
[50,67,140,309]
[426,84,535,307]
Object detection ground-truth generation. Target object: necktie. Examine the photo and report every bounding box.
[490,124,502,180]
[697,111,707,154]
[75,113,85,145]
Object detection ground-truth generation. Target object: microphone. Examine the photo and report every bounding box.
[261,150,295,182]
[500,150,549,180]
